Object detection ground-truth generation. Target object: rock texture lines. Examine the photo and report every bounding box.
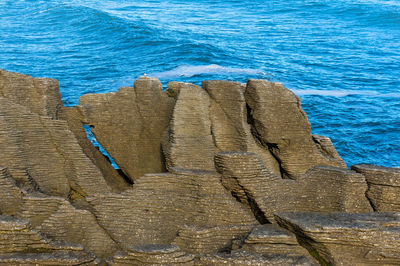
[0,69,399,265]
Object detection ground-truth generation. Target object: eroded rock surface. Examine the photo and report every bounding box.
[79,77,175,182]
[352,164,400,211]
[215,152,372,222]
[87,168,257,249]
[245,79,346,179]
[276,212,400,265]
[1,69,399,265]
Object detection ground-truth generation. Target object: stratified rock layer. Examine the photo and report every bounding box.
[215,151,372,222]
[2,69,400,265]
[0,98,111,199]
[0,215,96,265]
[162,82,217,171]
[276,212,400,265]
[79,77,175,182]
[352,164,400,211]
[245,79,346,179]
[87,168,257,249]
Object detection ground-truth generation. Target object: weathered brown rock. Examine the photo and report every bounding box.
[172,225,252,254]
[162,82,217,171]
[61,106,130,191]
[78,77,175,182]
[0,97,111,199]
[245,79,346,179]
[215,152,372,222]
[109,244,195,265]
[0,167,24,215]
[0,69,63,119]
[352,164,400,212]
[197,250,315,266]
[87,168,257,250]
[275,212,400,265]
[240,224,312,258]
[0,215,96,265]
[202,80,281,176]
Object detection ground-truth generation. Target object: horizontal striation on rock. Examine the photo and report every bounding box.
[0,98,111,199]
[172,225,253,254]
[109,244,195,265]
[163,82,217,171]
[245,79,346,179]
[215,151,372,222]
[0,69,63,119]
[352,164,400,212]
[87,168,257,249]
[79,76,175,182]
[275,212,400,265]
[0,167,24,216]
[0,215,96,265]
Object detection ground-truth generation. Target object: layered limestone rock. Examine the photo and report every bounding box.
[87,169,257,250]
[2,69,399,265]
[352,164,400,211]
[215,151,372,222]
[79,77,175,182]
[162,82,217,171]
[61,107,130,191]
[275,212,400,265]
[172,225,252,254]
[202,80,281,176]
[240,224,312,258]
[0,69,63,119]
[0,215,96,265]
[197,250,316,266]
[0,167,24,215]
[0,97,111,199]
[109,244,195,265]
[245,79,346,179]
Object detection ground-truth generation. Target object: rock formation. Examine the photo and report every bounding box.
[0,68,399,265]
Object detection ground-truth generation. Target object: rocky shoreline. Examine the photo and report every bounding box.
[0,68,399,265]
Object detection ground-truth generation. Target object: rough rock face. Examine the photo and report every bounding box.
[0,98,111,199]
[240,224,312,258]
[352,164,400,211]
[79,77,175,182]
[276,212,400,265]
[162,82,217,171]
[2,69,400,265]
[0,215,97,265]
[245,79,346,179]
[215,151,372,222]
[87,169,257,250]
[109,244,195,265]
[203,80,281,176]
[0,69,63,119]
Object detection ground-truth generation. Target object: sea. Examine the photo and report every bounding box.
[1,0,399,168]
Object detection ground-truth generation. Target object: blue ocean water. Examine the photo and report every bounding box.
[1,0,399,168]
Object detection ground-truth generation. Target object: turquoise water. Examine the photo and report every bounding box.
[1,0,399,167]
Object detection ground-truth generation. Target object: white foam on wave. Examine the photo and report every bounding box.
[292,89,400,98]
[148,64,266,79]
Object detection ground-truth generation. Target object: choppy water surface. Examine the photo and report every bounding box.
[1,0,399,167]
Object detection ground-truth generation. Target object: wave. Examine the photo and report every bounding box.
[292,89,400,98]
[148,64,266,79]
